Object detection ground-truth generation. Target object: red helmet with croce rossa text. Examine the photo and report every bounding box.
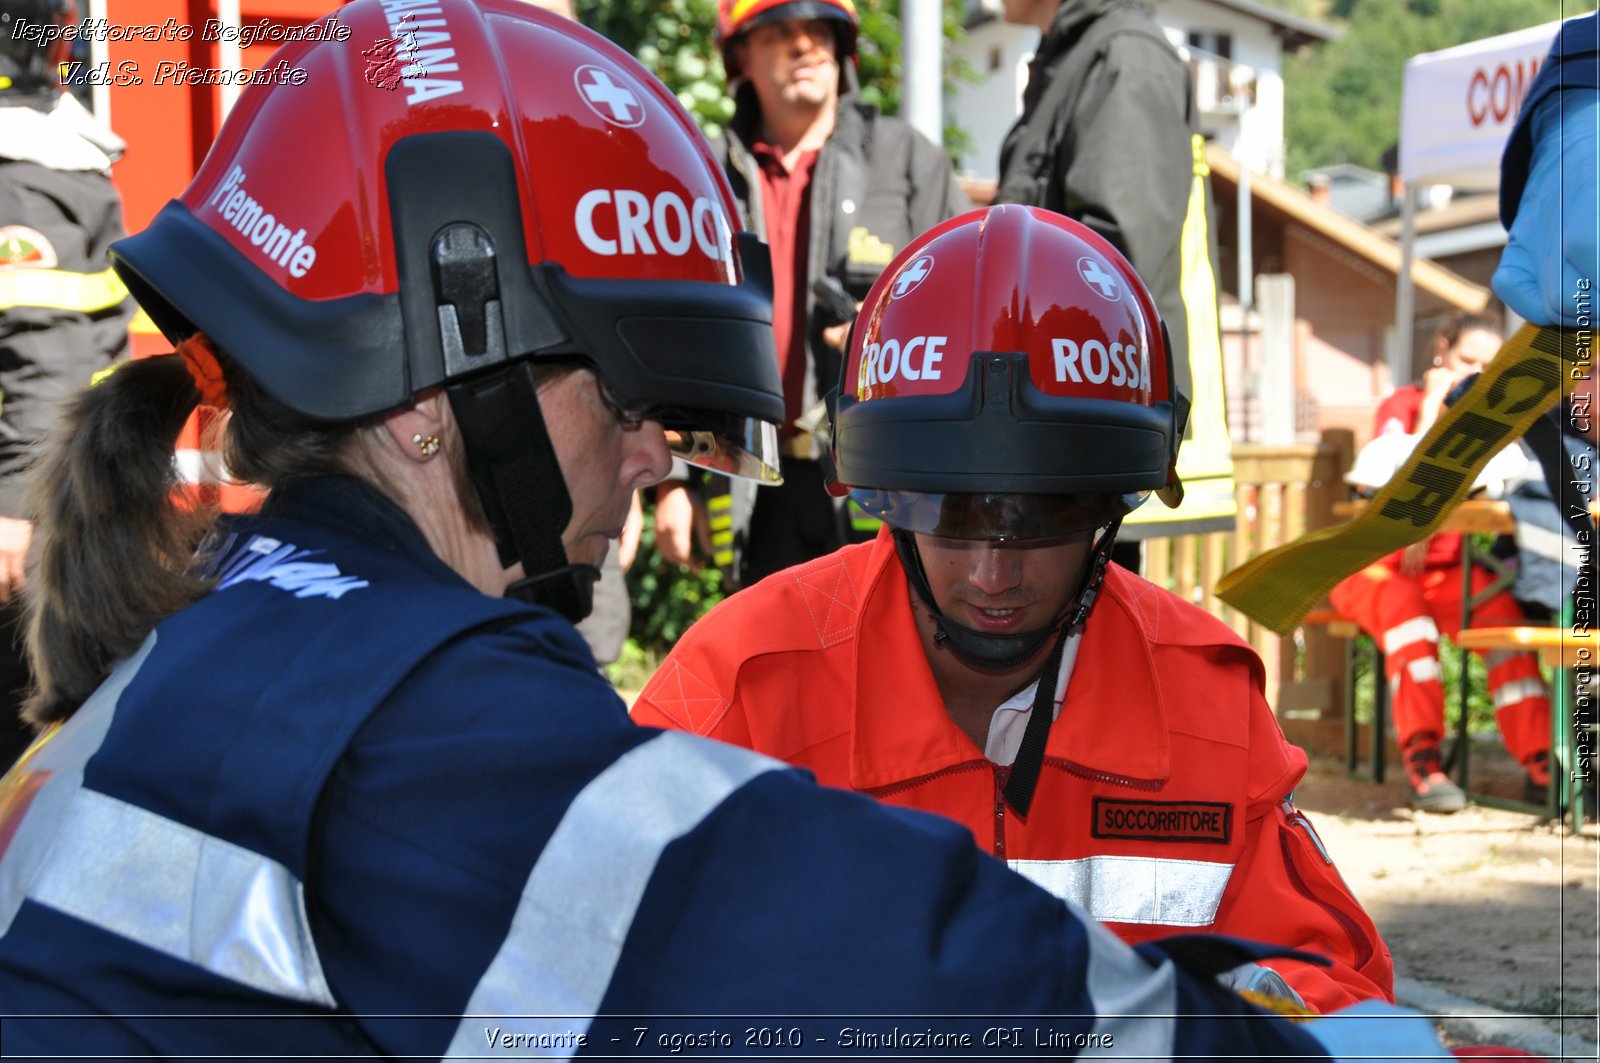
[110,0,784,619]
[828,205,1185,541]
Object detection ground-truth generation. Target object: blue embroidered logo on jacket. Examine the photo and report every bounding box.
[208,534,370,600]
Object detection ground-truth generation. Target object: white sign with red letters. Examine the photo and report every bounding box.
[1399,21,1562,186]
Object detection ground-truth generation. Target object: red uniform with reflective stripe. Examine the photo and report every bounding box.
[634,530,1394,1014]
[1329,395,1551,765]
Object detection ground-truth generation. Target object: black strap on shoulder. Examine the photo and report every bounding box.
[1001,628,1067,818]
[447,363,599,623]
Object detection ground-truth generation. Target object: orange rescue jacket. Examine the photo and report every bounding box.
[633,530,1394,1013]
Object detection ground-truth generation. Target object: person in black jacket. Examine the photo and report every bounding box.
[653,0,970,588]
[0,0,131,768]
[995,0,1234,551]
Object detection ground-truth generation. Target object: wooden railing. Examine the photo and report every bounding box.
[1142,430,1356,752]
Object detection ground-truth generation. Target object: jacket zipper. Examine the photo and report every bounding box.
[994,766,1008,859]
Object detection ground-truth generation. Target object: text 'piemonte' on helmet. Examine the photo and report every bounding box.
[108,0,787,622]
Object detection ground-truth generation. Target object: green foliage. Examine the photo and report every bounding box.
[622,499,726,655]
[577,0,734,135]
[1283,0,1597,179]
[574,0,975,152]
[602,636,659,695]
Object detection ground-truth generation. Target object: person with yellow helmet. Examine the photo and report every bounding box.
[653,0,969,589]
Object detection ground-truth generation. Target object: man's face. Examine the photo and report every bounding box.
[736,17,841,113]
[912,532,1095,638]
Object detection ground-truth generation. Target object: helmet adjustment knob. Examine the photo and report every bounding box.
[431,224,506,375]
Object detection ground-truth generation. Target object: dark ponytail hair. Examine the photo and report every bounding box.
[23,345,364,725]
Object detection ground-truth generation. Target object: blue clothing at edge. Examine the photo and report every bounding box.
[1493,12,1598,329]
[0,477,1331,1058]
[1499,11,1599,227]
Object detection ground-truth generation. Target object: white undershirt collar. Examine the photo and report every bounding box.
[981,631,1083,766]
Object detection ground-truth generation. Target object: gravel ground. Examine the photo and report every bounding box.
[1293,756,1598,1058]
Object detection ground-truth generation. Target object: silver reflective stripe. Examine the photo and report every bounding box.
[1384,616,1439,655]
[443,732,784,1060]
[0,635,154,936]
[1407,657,1443,684]
[1081,908,1176,1058]
[1008,856,1233,927]
[1516,520,1568,564]
[0,631,336,1007]
[1485,649,1517,670]
[1493,677,1548,709]
[30,789,334,1006]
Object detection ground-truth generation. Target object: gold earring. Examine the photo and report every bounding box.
[412,433,441,458]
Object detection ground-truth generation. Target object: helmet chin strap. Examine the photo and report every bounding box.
[447,364,599,625]
[424,218,599,625]
[892,521,1123,817]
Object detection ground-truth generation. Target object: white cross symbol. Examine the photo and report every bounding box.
[578,67,643,126]
[1078,256,1120,301]
[893,254,934,298]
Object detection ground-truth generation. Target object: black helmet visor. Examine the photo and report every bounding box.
[851,489,1147,542]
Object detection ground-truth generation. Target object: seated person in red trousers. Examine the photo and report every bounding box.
[1331,312,1552,813]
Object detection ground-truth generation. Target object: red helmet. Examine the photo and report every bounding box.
[829,204,1185,541]
[112,0,781,467]
[715,0,859,76]
[110,0,784,618]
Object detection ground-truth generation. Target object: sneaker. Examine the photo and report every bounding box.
[1523,751,1552,807]
[1406,744,1466,813]
[1525,750,1552,787]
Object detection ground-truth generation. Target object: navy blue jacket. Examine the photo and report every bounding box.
[0,477,1326,1058]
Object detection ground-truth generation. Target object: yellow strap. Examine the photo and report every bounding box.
[1237,988,1316,1020]
[1215,325,1586,634]
[0,265,129,315]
